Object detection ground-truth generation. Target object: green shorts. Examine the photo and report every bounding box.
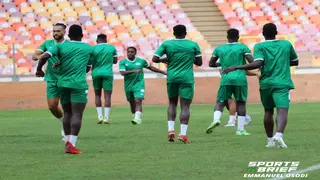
[60,87,88,105]
[260,88,290,109]
[217,85,247,102]
[46,81,61,99]
[167,83,194,100]
[125,88,145,102]
[93,76,113,91]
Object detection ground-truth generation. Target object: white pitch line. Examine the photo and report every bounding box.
[268,164,320,180]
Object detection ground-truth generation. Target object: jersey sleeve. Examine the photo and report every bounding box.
[143,59,150,68]
[113,46,118,57]
[46,44,59,57]
[154,42,166,57]
[38,41,47,52]
[194,43,202,57]
[212,48,219,57]
[253,44,264,61]
[289,44,298,61]
[243,45,252,56]
[119,60,126,72]
[87,46,94,65]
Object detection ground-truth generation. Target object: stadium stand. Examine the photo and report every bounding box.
[0,0,213,75]
[0,0,319,76]
[212,0,320,66]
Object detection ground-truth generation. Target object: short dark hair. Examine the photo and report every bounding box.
[54,23,66,29]
[227,28,239,39]
[68,24,83,39]
[173,24,187,37]
[127,46,137,53]
[97,34,107,41]
[263,23,277,38]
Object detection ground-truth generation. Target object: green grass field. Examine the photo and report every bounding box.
[0,103,319,180]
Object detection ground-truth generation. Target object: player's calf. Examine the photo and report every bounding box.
[94,90,104,124]
[131,98,143,125]
[103,90,112,124]
[47,98,63,120]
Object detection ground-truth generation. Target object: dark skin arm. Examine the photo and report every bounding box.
[290,60,299,66]
[245,54,254,63]
[212,53,253,68]
[152,56,167,63]
[146,65,167,75]
[222,60,263,74]
[209,56,219,67]
[35,53,51,77]
[86,65,91,73]
[113,57,118,64]
[119,69,142,76]
[194,56,202,66]
[219,67,259,78]
[153,56,202,66]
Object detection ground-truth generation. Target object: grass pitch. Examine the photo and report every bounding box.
[0,103,319,180]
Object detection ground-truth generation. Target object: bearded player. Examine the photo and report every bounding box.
[32,23,66,140]
[36,24,93,154]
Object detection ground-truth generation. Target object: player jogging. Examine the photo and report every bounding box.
[152,25,203,143]
[223,23,299,148]
[119,47,166,125]
[32,23,66,140]
[90,34,118,124]
[217,68,257,127]
[206,29,254,136]
[36,24,93,154]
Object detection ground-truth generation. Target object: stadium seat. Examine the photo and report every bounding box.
[213,0,320,67]
[8,0,320,75]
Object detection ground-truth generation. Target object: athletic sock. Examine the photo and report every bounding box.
[168,120,175,131]
[135,111,141,120]
[268,137,273,142]
[237,116,245,131]
[180,124,188,136]
[66,135,70,142]
[213,111,222,121]
[96,107,103,119]
[104,107,110,121]
[70,135,78,147]
[274,132,283,139]
[229,115,236,123]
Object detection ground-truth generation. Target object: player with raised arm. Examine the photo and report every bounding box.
[90,34,118,124]
[119,47,166,125]
[32,23,66,140]
[152,25,203,144]
[223,23,299,148]
[36,25,93,154]
[206,29,253,136]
